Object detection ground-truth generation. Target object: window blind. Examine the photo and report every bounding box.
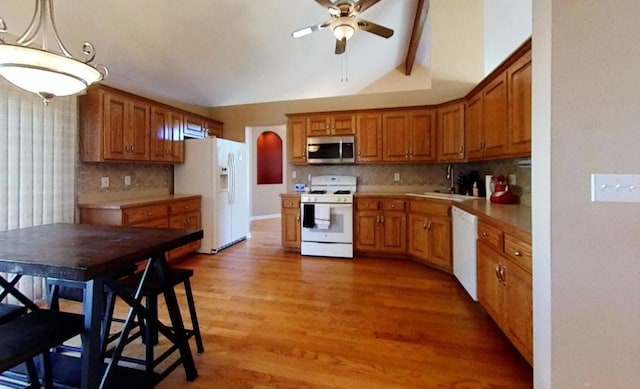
[0,80,77,302]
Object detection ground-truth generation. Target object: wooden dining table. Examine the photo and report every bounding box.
[0,223,204,389]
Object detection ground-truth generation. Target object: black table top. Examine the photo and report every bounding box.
[0,223,203,281]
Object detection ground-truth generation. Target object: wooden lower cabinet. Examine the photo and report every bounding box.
[280,194,301,250]
[354,197,406,255]
[477,219,532,365]
[78,195,201,262]
[407,199,452,272]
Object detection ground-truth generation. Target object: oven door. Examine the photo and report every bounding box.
[300,202,353,244]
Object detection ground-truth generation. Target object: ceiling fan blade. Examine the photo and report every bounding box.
[292,20,332,38]
[335,38,347,55]
[357,19,394,38]
[355,0,381,14]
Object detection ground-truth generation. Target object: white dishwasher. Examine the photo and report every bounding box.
[452,206,478,301]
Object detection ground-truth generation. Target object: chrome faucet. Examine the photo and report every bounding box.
[446,164,455,194]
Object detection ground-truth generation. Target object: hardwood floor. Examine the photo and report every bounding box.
[152,218,532,388]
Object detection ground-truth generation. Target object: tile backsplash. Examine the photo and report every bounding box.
[288,158,531,206]
[77,162,173,203]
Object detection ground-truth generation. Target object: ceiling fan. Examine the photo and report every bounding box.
[292,0,394,55]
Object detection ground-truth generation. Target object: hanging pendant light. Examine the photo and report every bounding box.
[0,0,107,104]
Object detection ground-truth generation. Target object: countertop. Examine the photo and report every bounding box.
[78,194,200,209]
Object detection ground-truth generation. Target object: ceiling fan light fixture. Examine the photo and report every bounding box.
[0,0,107,104]
[333,23,355,41]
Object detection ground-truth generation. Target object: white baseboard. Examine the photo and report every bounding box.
[251,214,281,221]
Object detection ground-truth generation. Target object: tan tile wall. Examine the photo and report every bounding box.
[76,162,173,203]
[288,158,531,206]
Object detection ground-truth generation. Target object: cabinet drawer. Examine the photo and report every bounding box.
[170,198,200,215]
[381,199,405,211]
[282,196,300,209]
[504,233,532,272]
[356,198,379,210]
[478,220,503,251]
[409,200,450,217]
[123,204,169,225]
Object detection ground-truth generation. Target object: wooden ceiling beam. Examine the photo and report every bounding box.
[405,0,430,75]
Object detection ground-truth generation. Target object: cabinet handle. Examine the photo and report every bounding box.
[405,152,409,158]
[481,232,488,237]
[296,213,300,222]
[146,212,152,216]
[427,221,432,231]
[500,266,507,285]
[514,251,522,257]
[391,204,395,208]
[495,265,501,281]
[358,151,361,156]
[458,145,464,155]
[423,221,427,230]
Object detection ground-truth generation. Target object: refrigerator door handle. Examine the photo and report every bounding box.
[227,152,234,204]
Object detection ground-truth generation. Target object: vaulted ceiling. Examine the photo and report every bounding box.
[0,1,483,108]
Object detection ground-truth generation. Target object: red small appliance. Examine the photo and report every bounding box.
[489,176,513,204]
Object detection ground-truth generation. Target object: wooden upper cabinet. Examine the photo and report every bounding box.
[205,119,223,138]
[508,49,532,156]
[409,109,437,162]
[307,114,355,136]
[382,111,409,162]
[183,114,206,139]
[465,92,484,160]
[437,101,465,162]
[288,116,307,164]
[150,106,183,163]
[80,85,220,164]
[356,113,383,163]
[99,89,150,162]
[482,72,509,158]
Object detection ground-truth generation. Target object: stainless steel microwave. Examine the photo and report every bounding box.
[306,136,355,164]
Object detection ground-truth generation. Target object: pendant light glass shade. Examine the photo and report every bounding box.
[0,0,107,104]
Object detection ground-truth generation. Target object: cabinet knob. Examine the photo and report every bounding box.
[427,221,432,231]
[514,251,522,257]
[481,232,488,237]
[296,214,300,221]
[146,212,152,216]
[391,204,395,208]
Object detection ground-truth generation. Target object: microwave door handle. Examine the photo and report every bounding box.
[339,138,343,162]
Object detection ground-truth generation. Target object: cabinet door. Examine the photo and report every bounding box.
[354,210,379,252]
[477,241,504,321]
[482,73,509,158]
[150,106,170,162]
[408,214,429,260]
[307,115,330,136]
[427,216,452,271]
[380,211,406,253]
[409,109,437,162]
[168,110,184,163]
[504,260,533,364]
[288,117,307,164]
[331,114,356,135]
[508,50,532,156]
[382,112,409,162]
[184,114,206,139]
[205,119,223,138]
[355,113,382,163]
[465,92,484,160]
[437,102,465,162]
[281,196,301,249]
[103,92,128,160]
[129,99,151,161]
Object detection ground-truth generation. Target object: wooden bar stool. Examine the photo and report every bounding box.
[0,309,84,389]
[113,267,204,380]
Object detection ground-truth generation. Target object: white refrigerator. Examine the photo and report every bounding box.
[174,137,250,254]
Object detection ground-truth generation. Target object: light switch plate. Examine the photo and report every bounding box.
[394,173,400,182]
[124,176,131,186]
[101,177,109,188]
[591,174,640,203]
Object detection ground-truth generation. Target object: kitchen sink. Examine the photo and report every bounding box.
[406,192,475,202]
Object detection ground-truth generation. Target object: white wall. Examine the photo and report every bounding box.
[246,125,287,220]
[533,1,640,387]
[484,0,532,75]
